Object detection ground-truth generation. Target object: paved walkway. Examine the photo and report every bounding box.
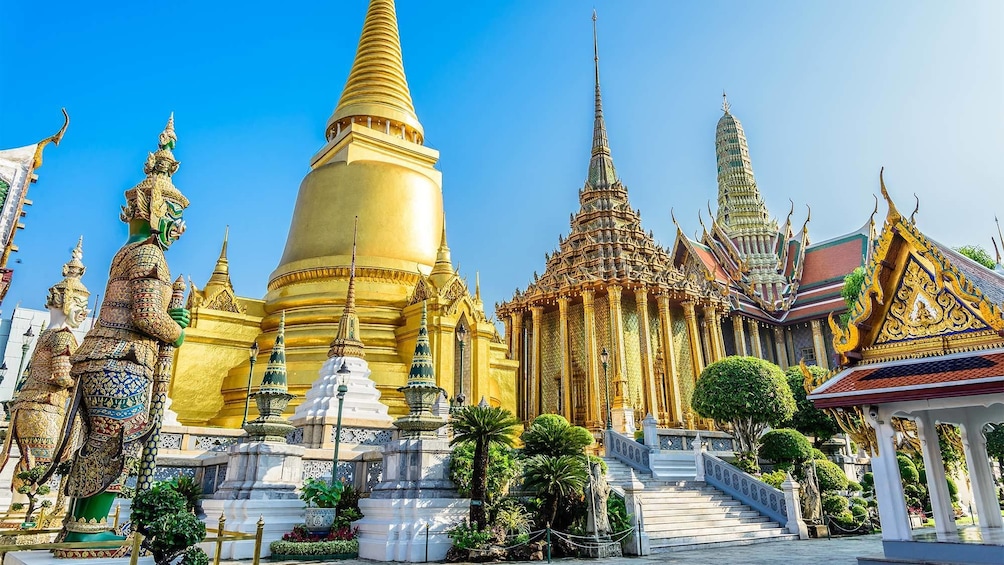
[257,534,883,565]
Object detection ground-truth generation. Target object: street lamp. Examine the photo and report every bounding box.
[13,326,35,394]
[331,362,350,487]
[241,341,259,428]
[455,324,467,408]
[600,348,611,430]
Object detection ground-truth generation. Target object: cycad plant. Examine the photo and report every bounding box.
[522,455,588,527]
[450,404,520,529]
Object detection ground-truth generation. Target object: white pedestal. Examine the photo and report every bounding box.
[201,499,305,559]
[356,497,469,562]
[214,441,304,500]
[4,551,153,565]
[291,356,393,449]
[612,405,636,435]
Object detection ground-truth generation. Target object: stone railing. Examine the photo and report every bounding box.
[701,452,787,525]
[604,429,651,473]
[640,415,734,454]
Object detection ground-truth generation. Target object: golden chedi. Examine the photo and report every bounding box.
[170,0,516,426]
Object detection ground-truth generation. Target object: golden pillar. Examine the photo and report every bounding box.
[511,312,525,419]
[716,308,728,358]
[582,289,602,428]
[706,305,723,361]
[732,313,747,356]
[748,318,763,359]
[557,295,573,420]
[530,305,543,418]
[656,294,682,424]
[607,285,627,388]
[700,311,714,364]
[773,325,788,369]
[634,287,657,417]
[682,300,704,377]
[810,319,829,370]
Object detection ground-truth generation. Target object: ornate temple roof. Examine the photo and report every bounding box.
[498,14,727,312]
[326,0,424,143]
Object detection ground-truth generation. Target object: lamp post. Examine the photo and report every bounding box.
[241,341,259,428]
[455,324,467,408]
[13,326,35,394]
[331,362,350,487]
[601,347,611,430]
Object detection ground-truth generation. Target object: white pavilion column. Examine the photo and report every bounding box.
[914,412,955,537]
[961,414,1004,530]
[866,405,912,541]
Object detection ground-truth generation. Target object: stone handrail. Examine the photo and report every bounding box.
[701,452,787,525]
[604,429,651,473]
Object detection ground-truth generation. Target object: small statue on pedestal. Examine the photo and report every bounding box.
[0,238,89,493]
[586,462,611,536]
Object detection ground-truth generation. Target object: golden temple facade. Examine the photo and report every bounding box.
[498,19,873,431]
[168,0,516,426]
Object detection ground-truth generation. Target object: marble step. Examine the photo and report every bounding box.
[642,506,763,519]
[649,527,792,547]
[652,520,783,537]
[644,513,771,527]
[651,533,800,553]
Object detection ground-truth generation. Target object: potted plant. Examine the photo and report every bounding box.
[300,479,343,534]
[10,465,54,529]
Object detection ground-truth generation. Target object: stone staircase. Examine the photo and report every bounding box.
[604,457,798,552]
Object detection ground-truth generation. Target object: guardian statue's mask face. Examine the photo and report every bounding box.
[155,200,186,250]
[66,295,90,328]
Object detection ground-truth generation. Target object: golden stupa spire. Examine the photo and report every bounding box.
[328,217,365,358]
[429,214,454,285]
[586,9,617,190]
[326,0,423,143]
[207,226,230,287]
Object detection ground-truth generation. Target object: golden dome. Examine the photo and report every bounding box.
[271,158,443,286]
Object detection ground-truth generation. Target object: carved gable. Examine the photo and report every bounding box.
[874,256,988,345]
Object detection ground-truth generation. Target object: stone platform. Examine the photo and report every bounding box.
[4,551,153,565]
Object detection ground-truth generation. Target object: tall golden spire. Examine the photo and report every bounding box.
[586,10,617,190]
[207,226,230,288]
[326,0,423,142]
[328,217,365,359]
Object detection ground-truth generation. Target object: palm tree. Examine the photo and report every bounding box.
[522,455,588,527]
[450,404,520,529]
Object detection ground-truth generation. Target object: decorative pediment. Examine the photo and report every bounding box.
[830,171,1004,365]
[204,286,246,314]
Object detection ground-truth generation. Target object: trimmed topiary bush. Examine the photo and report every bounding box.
[897,455,919,483]
[846,480,862,493]
[822,494,849,515]
[815,460,849,492]
[691,357,795,470]
[759,429,812,471]
[811,448,827,461]
[760,470,787,489]
[851,496,867,508]
[850,504,868,521]
[269,539,359,558]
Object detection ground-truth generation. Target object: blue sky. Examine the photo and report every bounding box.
[1,0,1001,317]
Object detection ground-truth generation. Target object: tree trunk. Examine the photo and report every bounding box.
[470,439,489,529]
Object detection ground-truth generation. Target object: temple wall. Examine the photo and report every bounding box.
[671,307,695,418]
[568,302,587,425]
[621,294,644,414]
[540,309,560,414]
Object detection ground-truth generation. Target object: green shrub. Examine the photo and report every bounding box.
[132,485,187,535]
[861,472,874,495]
[149,513,206,564]
[783,365,840,446]
[815,460,849,492]
[759,429,812,471]
[167,476,202,513]
[897,455,919,483]
[822,494,849,515]
[850,496,867,508]
[268,539,359,556]
[634,430,644,442]
[691,357,795,468]
[491,499,532,536]
[521,414,594,458]
[811,448,827,461]
[831,510,858,530]
[449,441,520,502]
[760,470,787,489]
[846,480,862,493]
[181,547,209,565]
[607,496,632,535]
[446,521,492,550]
[946,477,959,502]
[850,504,868,521]
[300,478,343,508]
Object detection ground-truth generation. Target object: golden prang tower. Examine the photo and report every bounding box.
[170,0,516,426]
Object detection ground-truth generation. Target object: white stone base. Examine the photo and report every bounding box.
[4,551,153,565]
[355,497,469,562]
[200,498,305,559]
[214,441,304,500]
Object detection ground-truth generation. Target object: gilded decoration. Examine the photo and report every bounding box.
[875,257,988,345]
[831,169,1004,365]
[541,310,560,413]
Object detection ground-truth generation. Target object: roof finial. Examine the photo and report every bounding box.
[722,90,731,114]
[430,214,454,282]
[910,193,920,224]
[879,167,901,223]
[32,108,70,170]
[993,236,1001,265]
[475,271,481,301]
[995,215,1003,259]
[207,226,231,287]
